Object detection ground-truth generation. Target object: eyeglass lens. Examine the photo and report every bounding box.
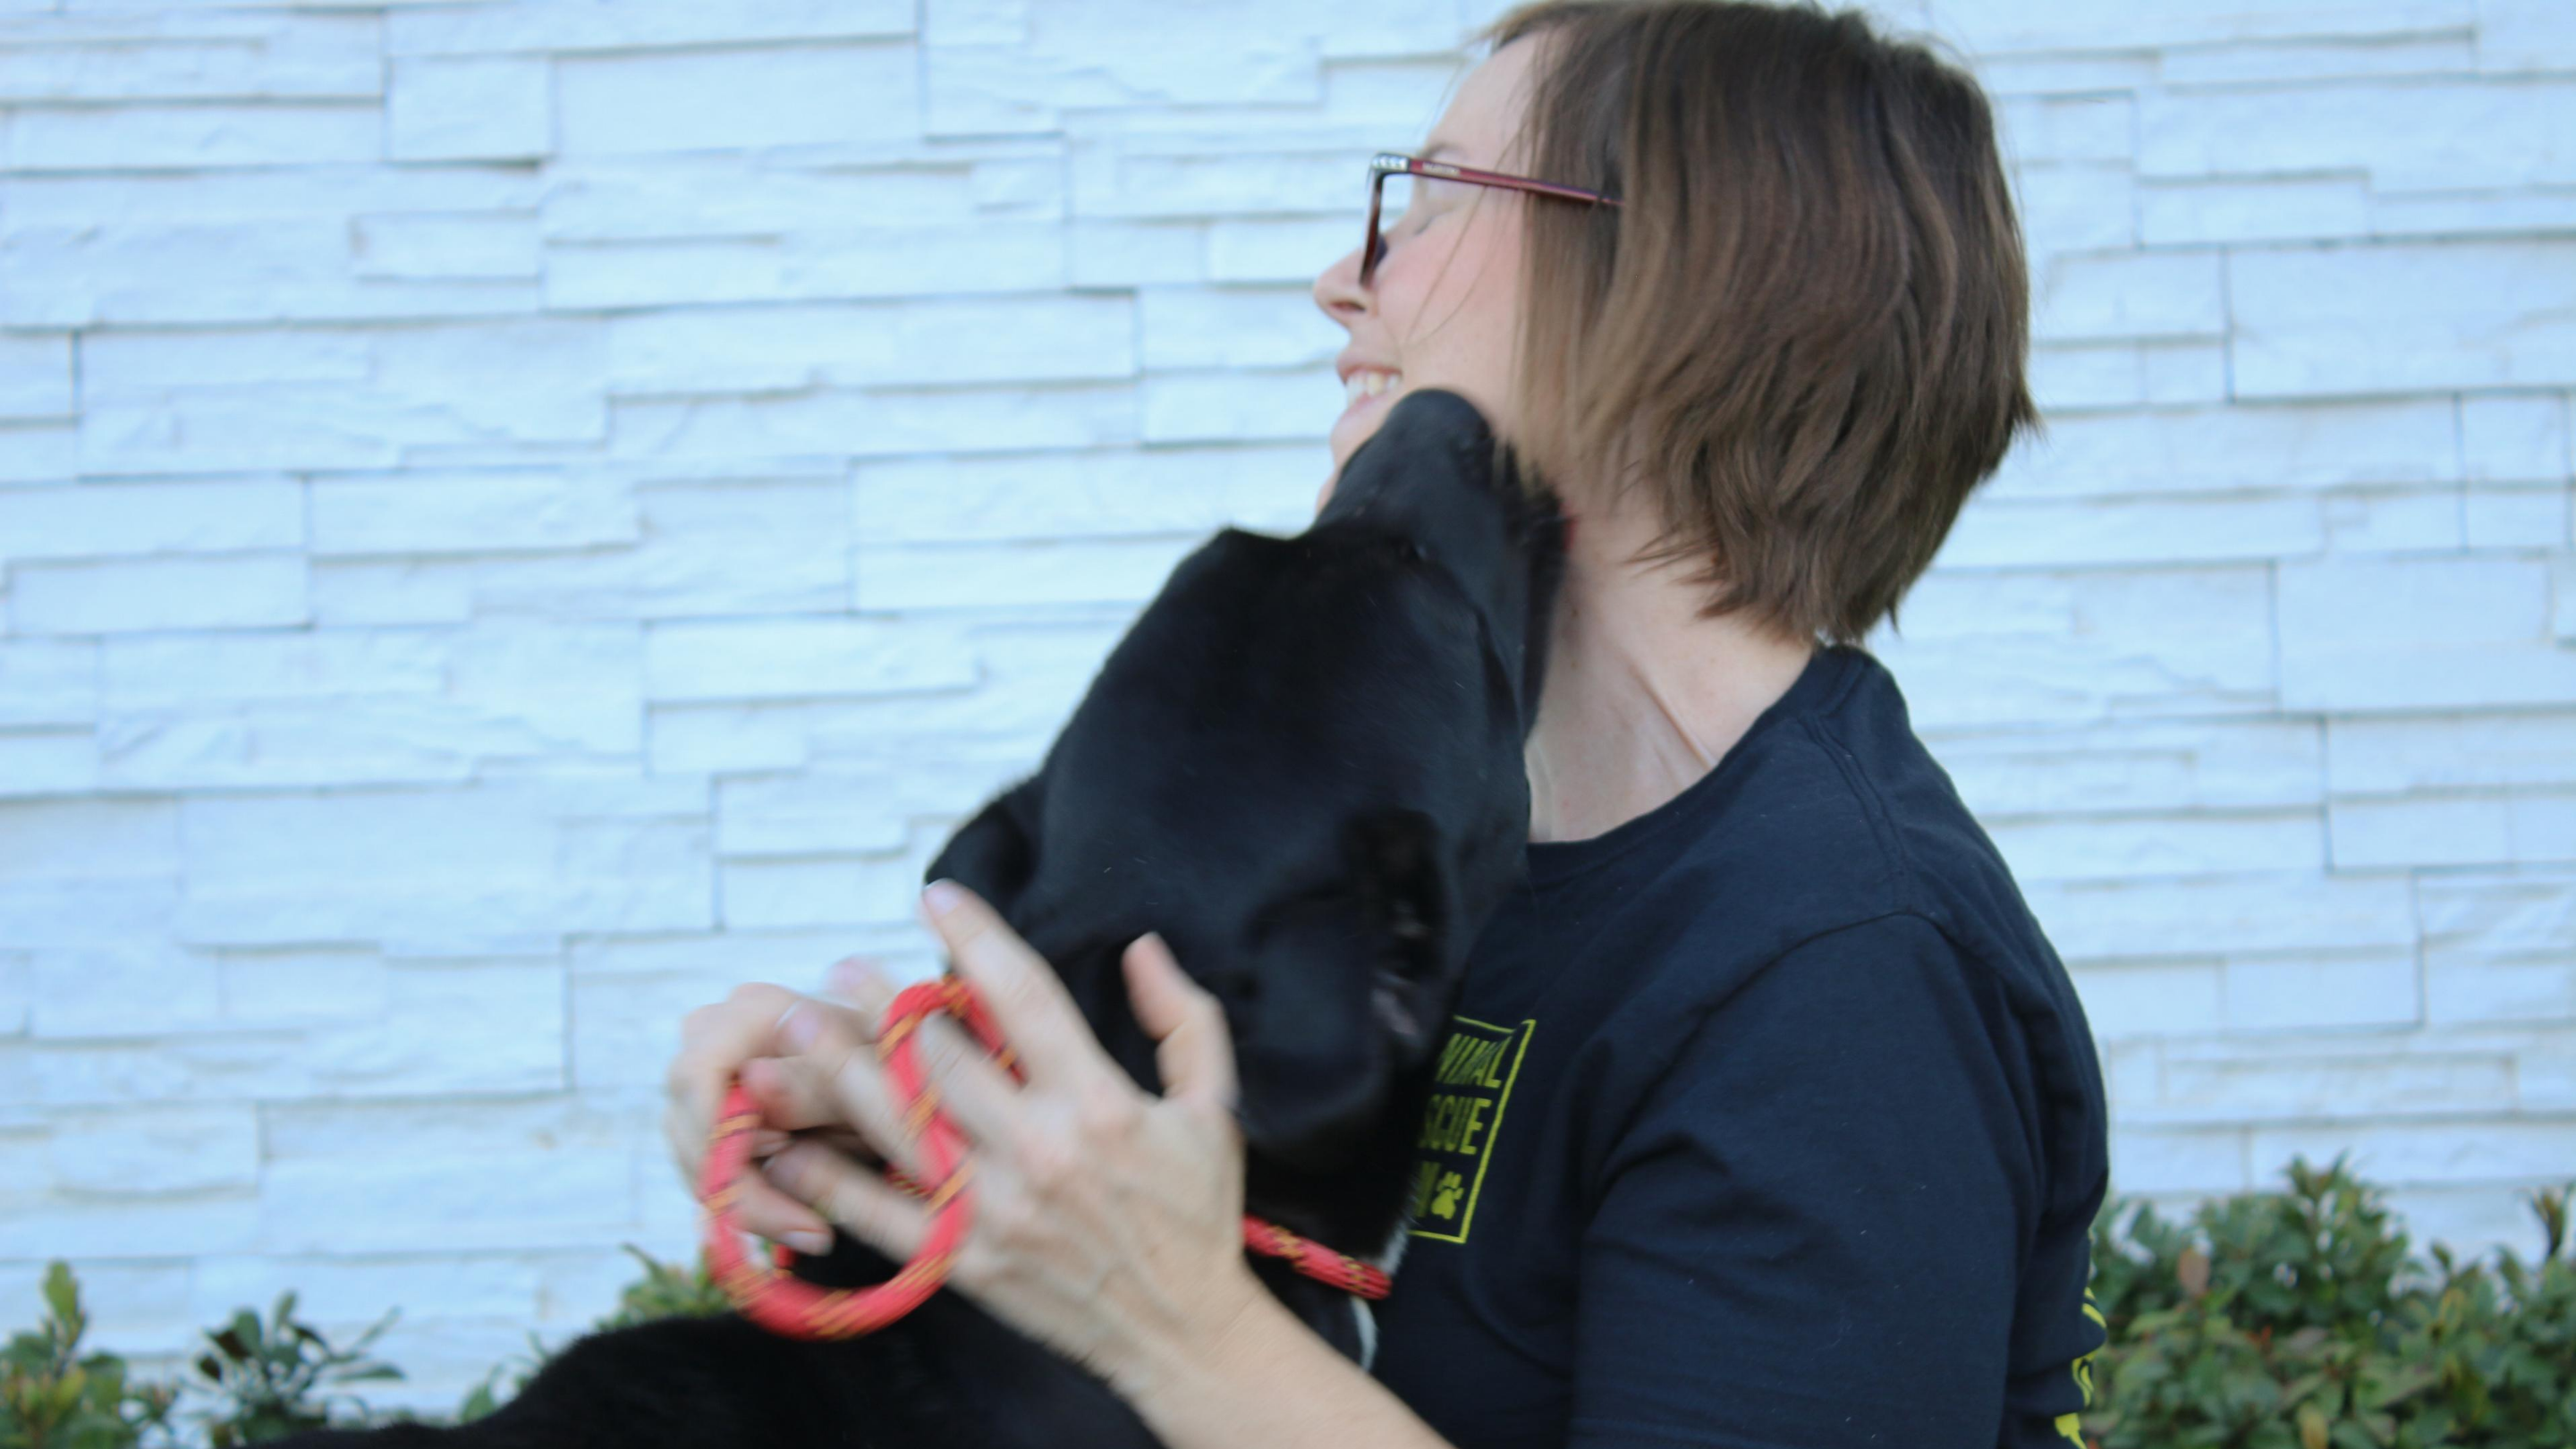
[1366,171,1416,284]
[1379,171,1417,230]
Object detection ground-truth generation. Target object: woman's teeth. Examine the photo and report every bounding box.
[1343,369,1402,407]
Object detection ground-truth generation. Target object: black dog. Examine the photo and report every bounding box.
[277,387,1565,1448]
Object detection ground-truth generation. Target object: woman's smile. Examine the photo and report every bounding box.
[1341,367,1404,422]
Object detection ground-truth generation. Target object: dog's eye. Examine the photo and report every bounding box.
[1399,538,1428,564]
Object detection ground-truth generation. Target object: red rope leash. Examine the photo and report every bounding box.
[699,978,1004,1339]
[1242,1215,1392,1301]
[699,976,1389,1342]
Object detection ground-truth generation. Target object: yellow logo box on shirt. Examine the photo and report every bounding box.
[1407,1015,1537,1244]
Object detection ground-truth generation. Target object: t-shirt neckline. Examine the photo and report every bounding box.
[1521,641,1855,888]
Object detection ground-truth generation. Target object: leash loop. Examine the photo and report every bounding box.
[700,976,1389,1341]
[699,979,1007,1341]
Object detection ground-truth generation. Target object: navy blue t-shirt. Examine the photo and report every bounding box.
[1370,643,2110,1448]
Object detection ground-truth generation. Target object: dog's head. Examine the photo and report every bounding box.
[927,389,1563,1182]
[1312,387,1564,732]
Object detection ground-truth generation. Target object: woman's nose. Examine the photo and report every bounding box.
[1313,242,1368,324]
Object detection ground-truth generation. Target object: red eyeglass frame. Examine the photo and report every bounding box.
[1361,150,1623,288]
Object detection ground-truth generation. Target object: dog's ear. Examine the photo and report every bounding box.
[1343,808,1452,1053]
[1232,808,1460,1173]
[925,775,1045,918]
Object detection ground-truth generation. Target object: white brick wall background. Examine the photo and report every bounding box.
[0,0,2570,1414]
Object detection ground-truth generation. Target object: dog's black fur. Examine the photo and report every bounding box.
[274,388,1565,1449]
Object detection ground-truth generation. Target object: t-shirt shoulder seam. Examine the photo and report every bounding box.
[1788,703,1929,920]
[1757,906,1953,977]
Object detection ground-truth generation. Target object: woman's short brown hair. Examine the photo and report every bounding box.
[1479,0,2039,645]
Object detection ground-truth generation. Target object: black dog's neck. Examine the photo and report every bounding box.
[1233,1067,1434,1366]
[1238,1056,1437,1281]
[1067,950,1430,1284]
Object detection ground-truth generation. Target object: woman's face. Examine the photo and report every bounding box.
[1311,37,1544,495]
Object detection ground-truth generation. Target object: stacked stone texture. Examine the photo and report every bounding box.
[0,0,2569,1415]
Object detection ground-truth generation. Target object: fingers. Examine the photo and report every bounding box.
[763,1140,930,1262]
[725,1159,840,1252]
[667,981,800,1127]
[660,1091,835,1251]
[662,981,807,1188]
[761,1124,877,1163]
[822,953,899,1019]
[734,996,874,1123]
[1123,932,1237,1114]
[758,962,1014,1174]
[906,1013,1033,1150]
[744,1031,923,1178]
[659,960,902,1252]
[919,881,1099,1086]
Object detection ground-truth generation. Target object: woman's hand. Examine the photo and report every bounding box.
[663,880,1268,1395]
[663,881,1460,1449]
[661,973,887,1257]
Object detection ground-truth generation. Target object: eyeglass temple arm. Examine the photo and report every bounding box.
[1374,151,1623,208]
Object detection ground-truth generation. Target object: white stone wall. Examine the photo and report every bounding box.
[1,0,2570,1413]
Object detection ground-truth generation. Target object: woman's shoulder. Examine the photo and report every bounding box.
[1599,647,2081,1029]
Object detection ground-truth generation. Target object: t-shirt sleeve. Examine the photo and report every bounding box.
[1568,911,2093,1448]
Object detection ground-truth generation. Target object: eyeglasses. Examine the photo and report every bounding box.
[1361,150,1623,288]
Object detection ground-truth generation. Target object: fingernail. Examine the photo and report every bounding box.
[784,1229,832,1256]
[776,1002,819,1052]
[922,879,965,917]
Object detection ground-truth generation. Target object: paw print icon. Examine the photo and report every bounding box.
[1428,1171,1466,1220]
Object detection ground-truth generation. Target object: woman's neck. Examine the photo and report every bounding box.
[1524,488,1818,846]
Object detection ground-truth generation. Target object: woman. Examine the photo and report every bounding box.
[663,3,2111,1445]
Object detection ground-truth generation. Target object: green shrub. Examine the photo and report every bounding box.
[591,1244,733,1333]
[0,1264,176,1449]
[189,1292,402,1446]
[15,1176,2572,1447]
[2,1266,403,1448]
[1,1246,724,1440]
[2084,1157,2576,1449]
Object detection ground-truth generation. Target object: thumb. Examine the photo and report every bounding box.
[1123,932,1235,1112]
